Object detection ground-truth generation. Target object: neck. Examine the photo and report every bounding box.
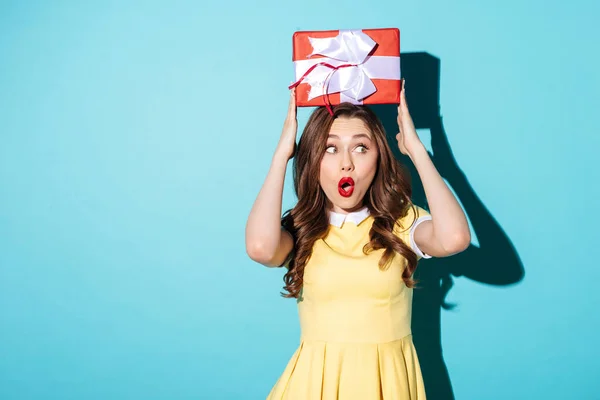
[329,202,366,215]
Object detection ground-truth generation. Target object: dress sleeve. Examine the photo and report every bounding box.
[395,205,433,260]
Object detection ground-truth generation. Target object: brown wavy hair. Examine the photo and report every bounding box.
[280,102,421,299]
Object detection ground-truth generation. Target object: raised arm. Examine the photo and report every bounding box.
[245,90,297,267]
[396,82,471,257]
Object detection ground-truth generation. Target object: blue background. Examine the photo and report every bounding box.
[1,1,599,399]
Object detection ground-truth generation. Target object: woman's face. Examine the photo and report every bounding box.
[319,117,379,214]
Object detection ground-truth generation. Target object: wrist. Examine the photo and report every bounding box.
[407,143,428,162]
[272,150,291,166]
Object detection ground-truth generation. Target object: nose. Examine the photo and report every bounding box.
[341,152,354,172]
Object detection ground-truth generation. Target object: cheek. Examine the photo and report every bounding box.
[319,158,336,182]
[357,155,379,180]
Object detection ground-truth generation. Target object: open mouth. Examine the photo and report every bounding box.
[338,177,355,198]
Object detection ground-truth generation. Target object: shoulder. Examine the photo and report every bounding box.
[393,203,431,236]
[393,203,433,259]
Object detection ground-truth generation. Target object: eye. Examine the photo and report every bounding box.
[355,143,369,153]
[325,145,336,154]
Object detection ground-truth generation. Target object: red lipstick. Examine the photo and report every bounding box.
[338,177,355,198]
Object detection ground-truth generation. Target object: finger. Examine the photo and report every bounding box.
[400,78,405,99]
[400,86,407,106]
[397,94,403,113]
[287,88,297,118]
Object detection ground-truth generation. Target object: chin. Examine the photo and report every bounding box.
[335,194,364,210]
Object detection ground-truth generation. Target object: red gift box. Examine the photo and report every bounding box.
[290,28,401,111]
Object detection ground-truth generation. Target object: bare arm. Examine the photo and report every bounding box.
[245,90,297,267]
[409,146,470,257]
[396,82,471,257]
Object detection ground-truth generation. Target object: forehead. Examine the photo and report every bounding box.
[328,117,372,138]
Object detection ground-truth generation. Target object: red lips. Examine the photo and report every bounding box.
[338,177,355,198]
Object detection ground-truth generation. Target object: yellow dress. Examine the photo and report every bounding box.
[267,205,432,400]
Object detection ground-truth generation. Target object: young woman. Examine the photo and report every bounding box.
[245,84,471,399]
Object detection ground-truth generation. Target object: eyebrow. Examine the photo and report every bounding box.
[328,133,372,140]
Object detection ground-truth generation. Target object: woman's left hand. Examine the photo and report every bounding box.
[396,81,425,156]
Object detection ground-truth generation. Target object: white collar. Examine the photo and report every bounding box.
[328,206,371,228]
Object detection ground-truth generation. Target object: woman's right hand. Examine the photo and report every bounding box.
[275,88,298,161]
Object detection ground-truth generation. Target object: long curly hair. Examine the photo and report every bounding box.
[280,102,420,299]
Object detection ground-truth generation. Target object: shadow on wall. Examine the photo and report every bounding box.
[371,52,525,400]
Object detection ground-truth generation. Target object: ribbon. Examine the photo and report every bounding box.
[289,30,400,115]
